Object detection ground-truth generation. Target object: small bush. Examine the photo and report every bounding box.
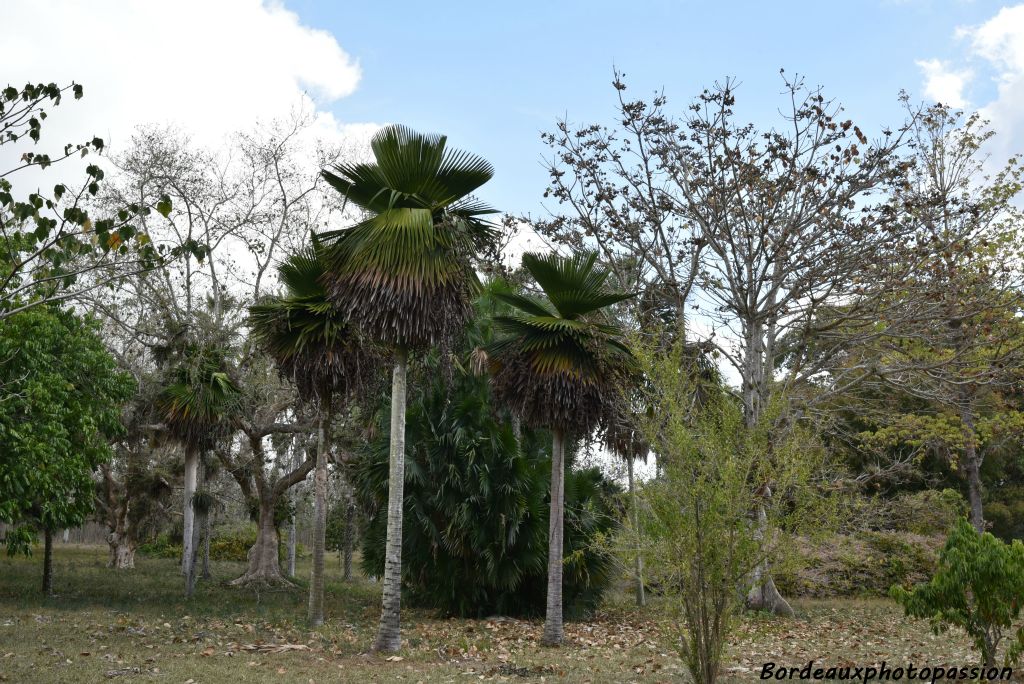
[139,525,300,563]
[891,517,1024,668]
[886,489,965,535]
[776,531,940,598]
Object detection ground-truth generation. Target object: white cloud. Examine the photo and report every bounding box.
[0,0,367,176]
[915,58,972,107]
[919,5,1024,164]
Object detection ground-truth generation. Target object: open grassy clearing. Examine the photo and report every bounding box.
[0,546,984,683]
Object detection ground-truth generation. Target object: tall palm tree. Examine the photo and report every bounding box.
[155,341,240,597]
[320,124,496,652]
[486,251,636,646]
[249,241,378,627]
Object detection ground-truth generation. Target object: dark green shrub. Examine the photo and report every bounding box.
[353,367,619,618]
[891,517,1024,667]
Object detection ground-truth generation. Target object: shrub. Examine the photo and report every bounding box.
[140,525,299,562]
[353,367,618,618]
[891,517,1024,668]
[886,489,965,535]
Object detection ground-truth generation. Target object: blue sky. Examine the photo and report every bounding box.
[285,0,1012,216]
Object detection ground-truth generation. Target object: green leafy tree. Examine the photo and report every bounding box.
[0,81,191,319]
[320,124,495,651]
[892,517,1024,668]
[628,337,824,684]
[249,241,379,625]
[0,306,134,592]
[486,251,635,646]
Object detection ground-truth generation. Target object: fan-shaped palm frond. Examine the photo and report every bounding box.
[156,344,241,452]
[487,251,637,434]
[248,243,380,403]
[320,124,498,349]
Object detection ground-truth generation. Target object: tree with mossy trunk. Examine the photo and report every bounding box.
[486,251,636,646]
[249,242,379,625]
[320,124,496,652]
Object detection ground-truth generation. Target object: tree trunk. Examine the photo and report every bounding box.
[343,499,355,582]
[185,503,202,598]
[373,350,408,653]
[741,322,794,618]
[201,509,211,579]
[961,407,985,533]
[287,511,297,578]
[42,527,53,595]
[181,448,199,576]
[542,429,566,647]
[231,496,290,586]
[745,488,794,617]
[107,527,136,570]
[627,458,645,608]
[308,403,332,627]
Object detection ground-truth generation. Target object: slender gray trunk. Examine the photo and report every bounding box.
[309,403,332,626]
[742,321,793,617]
[42,528,53,595]
[373,350,408,652]
[542,428,566,646]
[287,513,297,578]
[343,499,355,582]
[181,448,199,576]
[961,407,985,533]
[627,458,645,608]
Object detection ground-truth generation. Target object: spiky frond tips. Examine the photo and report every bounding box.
[320,125,498,349]
[487,251,637,434]
[248,244,380,404]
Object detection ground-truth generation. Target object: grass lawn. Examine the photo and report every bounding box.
[0,545,983,683]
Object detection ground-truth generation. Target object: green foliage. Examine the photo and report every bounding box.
[777,531,940,598]
[486,251,636,434]
[0,81,203,319]
[0,306,135,553]
[627,336,827,684]
[248,241,379,403]
[155,341,240,452]
[891,517,1024,667]
[139,526,302,563]
[320,124,497,349]
[886,489,966,536]
[352,355,619,618]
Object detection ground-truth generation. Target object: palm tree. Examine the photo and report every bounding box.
[486,251,636,646]
[155,341,240,597]
[320,124,496,652]
[249,242,378,627]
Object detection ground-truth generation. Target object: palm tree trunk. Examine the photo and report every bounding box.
[627,458,645,608]
[542,428,566,646]
[308,401,332,626]
[373,349,408,653]
[201,510,211,580]
[42,527,54,595]
[343,498,355,582]
[181,447,199,577]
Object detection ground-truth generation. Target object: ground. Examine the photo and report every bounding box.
[0,546,990,683]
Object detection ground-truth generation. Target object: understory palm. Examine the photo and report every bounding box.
[320,124,495,651]
[487,251,635,645]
